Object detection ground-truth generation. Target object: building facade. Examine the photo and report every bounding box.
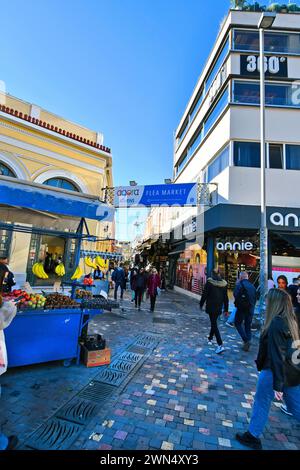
[0,92,114,286]
[141,8,300,298]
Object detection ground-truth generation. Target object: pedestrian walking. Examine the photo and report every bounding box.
[112,264,126,300]
[234,272,257,351]
[288,278,300,309]
[0,258,15,294]
[134,268,147,311]
[129,266,138,302]
[200,269,229,355]
[147,268,161,312]
[236,288,300,450]
[0,270,18,450]
[160,268,166,291]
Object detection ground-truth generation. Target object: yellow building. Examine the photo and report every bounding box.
[0,92,114,286]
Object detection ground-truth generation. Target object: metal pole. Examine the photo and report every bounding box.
[259,28,268,322]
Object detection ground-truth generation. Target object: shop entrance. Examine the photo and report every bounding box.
[26,234,78,285]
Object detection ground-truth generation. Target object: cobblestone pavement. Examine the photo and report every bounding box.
[0,290,299,451]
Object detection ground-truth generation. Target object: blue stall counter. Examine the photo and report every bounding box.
[5,308,83,368]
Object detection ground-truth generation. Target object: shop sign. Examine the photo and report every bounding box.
[208,64,228,105]
[216,240,254,251]
[114,183,197,208]
[240,55,288,78]
[182,217,197,237]
[270,211,300,229]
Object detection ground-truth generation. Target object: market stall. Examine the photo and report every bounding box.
[0,176,119,368]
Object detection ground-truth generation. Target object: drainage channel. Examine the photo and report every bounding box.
[21,332,162,450]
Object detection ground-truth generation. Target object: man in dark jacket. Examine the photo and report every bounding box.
[234,272,257,352]
[112,264,126,300]
[200,269,229,355]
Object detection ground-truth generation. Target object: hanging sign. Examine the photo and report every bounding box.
[114,183,198,208]
[240,55,288,78]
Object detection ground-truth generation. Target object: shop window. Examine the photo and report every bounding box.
[205,38,229,92]
[269,144,283,169]
[207,146,230,182]
[43,178,79,192]
[233,30,300,55]
[233,141,260,168]
[0,230,12,258]
[0,162,16,177]
[204,87,229,137]
[286,145,300,170]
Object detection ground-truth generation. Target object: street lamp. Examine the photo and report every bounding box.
[164,179,173,184]
[258,12,276,320]
[129,180,138,187]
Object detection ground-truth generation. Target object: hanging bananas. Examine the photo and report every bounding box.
[84,257,97,269]
[71,265,84,280]
[55,263,65,277]
[32,262,49,279]
[95,256,109,270]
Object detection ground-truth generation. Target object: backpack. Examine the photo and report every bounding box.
[235,280,251,312]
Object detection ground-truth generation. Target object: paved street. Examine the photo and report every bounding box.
[1,290,299,451]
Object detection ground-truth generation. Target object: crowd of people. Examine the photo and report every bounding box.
[200,268,300,450]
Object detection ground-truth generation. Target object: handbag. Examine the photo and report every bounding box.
[157,287,161,296]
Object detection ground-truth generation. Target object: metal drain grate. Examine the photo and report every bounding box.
[153,317,176,324]
[78,381,115,404]
[25,419,82,450]
[55,399,98,425]
[109,358,139,373]
[94,368,127,386]
[134,336,159,348]
[118,351,143,363]
[127,345,147,355]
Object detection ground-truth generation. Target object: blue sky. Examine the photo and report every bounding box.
[1,0,230,239]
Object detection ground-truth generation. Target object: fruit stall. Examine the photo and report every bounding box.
[0,176,120,368]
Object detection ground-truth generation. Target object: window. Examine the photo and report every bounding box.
[269,144,283,169]
[233,30,300,55]
[0,162,16,177]
[43,178,79,192]
[189,128,203,157]
[177,117,189,144]
[286,145,300,170]
[205,38,229,92]
[234,142,260,168]
[0,230,12,258]
[204,87,229,136]
[207,146,230,182]
[233,81,300,108]
[189,88,204,123]
[176,151,189,174]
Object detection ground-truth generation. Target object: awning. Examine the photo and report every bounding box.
[0,177,114,222]
[277,232,300,250]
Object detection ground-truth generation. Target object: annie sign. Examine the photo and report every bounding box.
[114,183,198,208]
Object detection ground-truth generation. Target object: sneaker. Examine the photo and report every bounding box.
[280,404,293,417]
[5,435,19,450]
[207,337,213,345]
[138,307,141,311]
[226,322,235,328]
[215,345,225,354]
[242,342,251,352]
[236,431,262,450]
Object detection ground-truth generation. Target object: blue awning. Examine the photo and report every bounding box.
[0,177,114,222]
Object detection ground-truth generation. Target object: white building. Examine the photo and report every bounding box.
[146,7,300,297]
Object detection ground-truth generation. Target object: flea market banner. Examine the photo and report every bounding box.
[114,183,198,208]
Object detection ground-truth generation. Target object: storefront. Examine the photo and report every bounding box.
[169,204,300,296]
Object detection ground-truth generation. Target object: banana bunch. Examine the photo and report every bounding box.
[71,265,84,280]
[84,257,97,269]
[55,263,65,277]
[32,262,49,279]
[95,256,109,270]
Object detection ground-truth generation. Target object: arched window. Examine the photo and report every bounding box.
[0,162,16,177]
[43,178,79,192]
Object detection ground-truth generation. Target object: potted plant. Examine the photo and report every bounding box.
[267,3,282,12]
[280,4,289,13]
[288,3,300,12]
[230,0,246,9]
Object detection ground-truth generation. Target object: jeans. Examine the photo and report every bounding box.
[135,289,143,308]
[249,369,300,438]
[235,310,253,343]
[227,307,236,324]
[114,282,124,300]
[150,295,157,312]
[208,312,223,346]
[0,386,8,450]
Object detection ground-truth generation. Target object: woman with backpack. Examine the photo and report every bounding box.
[236,288,300,450]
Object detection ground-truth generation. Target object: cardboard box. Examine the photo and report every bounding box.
[82,346,111,368]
